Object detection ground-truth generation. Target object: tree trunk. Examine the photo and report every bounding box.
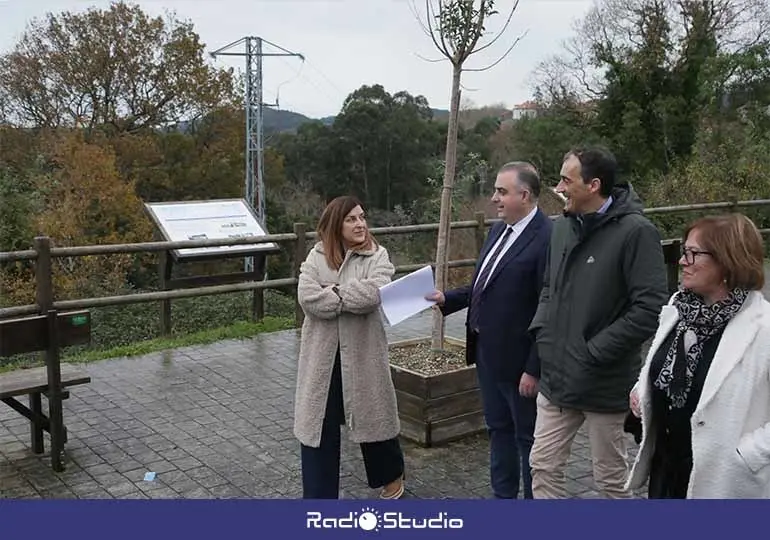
[431,63,462,351]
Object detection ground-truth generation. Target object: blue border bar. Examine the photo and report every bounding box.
[0,499,765,539]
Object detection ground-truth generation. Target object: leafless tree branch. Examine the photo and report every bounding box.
[463,31,527,72]
[562,37,605,97]
[408,0,434,40]
[468,0,520,56]
[414,52,448,63]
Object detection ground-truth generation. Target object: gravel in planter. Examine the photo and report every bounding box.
[389,341,467,376]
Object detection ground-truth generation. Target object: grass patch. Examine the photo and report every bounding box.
[83,289,296,350]
[0,316,294,373]
[69,316,294,363]
[1,289,297,370]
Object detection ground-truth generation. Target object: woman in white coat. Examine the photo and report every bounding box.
[293,195,405,500]
[627,213,770,498]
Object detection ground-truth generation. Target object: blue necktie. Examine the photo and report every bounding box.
[468,226,513,332]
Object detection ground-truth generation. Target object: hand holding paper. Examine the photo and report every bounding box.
[378,265,437,326]
[424,289,445,306]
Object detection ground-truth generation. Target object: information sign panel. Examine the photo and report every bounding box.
[145,199,278,259]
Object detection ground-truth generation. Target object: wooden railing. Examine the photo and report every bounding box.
[1,199,769,334]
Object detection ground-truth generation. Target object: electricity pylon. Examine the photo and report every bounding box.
[210,37,303,272]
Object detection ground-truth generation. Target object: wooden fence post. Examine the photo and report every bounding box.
[474,211,486,254]
[45,308,66,472]
[33,236,66,469]
[293,223,307,327]
[251,256,266,323]
[158,251,172,336]
[252,289,265,322]
[34,236,54,314]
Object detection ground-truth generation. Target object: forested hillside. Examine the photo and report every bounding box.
[1,0,769,343]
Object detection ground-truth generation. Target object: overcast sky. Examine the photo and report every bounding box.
[0,0,592,118]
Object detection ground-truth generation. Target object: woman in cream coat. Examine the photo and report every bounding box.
[627,213,770,498]
[293,195,405,500]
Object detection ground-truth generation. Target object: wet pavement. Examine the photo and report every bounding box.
[0,305,653,500]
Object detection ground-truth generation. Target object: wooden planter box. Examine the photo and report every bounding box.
[389,336,485,447]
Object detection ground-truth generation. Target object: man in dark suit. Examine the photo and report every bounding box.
[426,161,552,499]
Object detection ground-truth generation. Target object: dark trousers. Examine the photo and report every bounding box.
[301,352,404,499]
[475,341,536,499]
[647,428,692,499]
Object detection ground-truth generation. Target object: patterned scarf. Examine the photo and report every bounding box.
[653,288,748,409]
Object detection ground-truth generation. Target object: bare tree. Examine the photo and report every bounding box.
[532,0,770,103]
[412,0,526,349]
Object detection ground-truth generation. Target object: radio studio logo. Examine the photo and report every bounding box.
[306,506,464,531]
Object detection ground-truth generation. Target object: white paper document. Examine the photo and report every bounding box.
[379,265,437,326]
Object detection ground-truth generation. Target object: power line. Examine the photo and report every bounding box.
[303,58,348,98]
[271,56,344,116]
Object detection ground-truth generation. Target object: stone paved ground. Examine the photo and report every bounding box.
[0,307,649,500]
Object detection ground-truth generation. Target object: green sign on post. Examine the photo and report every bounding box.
[70,314,88,327]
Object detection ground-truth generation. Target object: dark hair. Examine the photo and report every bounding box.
[563,146,617,197]
[683,213,765,290]
[497,161,541,199]
[317,195,375,270]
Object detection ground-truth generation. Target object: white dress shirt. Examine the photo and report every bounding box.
[474,206,539,289]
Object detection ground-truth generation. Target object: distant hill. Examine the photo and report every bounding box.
[431,108,450,121]
[263,107,451,134]
[173,106,474,136]
[263,108,316,132]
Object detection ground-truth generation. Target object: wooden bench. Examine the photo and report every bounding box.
[0,310,92,472]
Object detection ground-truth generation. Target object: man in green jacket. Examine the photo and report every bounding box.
[528,146,669,499]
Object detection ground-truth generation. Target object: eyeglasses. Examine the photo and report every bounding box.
[681,246,712,265]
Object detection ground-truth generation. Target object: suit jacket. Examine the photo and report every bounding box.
[441,208,552,383]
